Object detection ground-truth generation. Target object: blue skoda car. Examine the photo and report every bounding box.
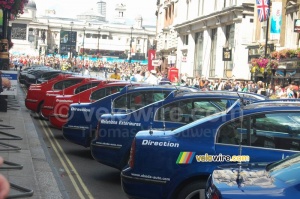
[91,92,266,170]
[121,100,300,199]
[62,85,197,147]
[206,153,300,199]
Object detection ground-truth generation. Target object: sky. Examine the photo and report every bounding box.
[34,0,157,25]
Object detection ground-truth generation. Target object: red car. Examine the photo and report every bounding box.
[28,73,72,89]
[48,82,131,129]
[25,75,87,114]
[40,78,102,119]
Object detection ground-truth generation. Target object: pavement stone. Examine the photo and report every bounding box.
[0,83,65,199]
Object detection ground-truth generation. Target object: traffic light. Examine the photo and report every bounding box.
[39,47,42,54]
[54,48,58,55]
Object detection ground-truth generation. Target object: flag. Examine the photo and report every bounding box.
[256,0,270,22]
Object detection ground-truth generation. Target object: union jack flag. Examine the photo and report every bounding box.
[256,0,270,22]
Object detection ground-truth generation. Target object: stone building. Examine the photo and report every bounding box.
[155,0,300,80]
[9,0,156,62]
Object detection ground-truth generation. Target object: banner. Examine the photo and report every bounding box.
[270,2,282,34]
[148,49,156,71]
[59,30,77,55]
[1,71,18,96]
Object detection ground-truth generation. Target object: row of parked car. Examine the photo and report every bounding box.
[21,68,300,199]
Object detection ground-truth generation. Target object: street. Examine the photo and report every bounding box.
[21,86,127,199]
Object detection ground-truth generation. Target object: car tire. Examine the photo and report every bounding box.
[176,181,206,199]
[37,101,46,120]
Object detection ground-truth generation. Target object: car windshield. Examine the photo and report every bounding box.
[266,153,300,185]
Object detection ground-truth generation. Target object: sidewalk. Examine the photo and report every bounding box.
[0,83,65,198]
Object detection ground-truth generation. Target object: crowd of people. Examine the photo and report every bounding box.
[9,54,300,99]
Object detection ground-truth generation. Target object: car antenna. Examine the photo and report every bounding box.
[236,92,244,187]
[111,98,114,115]
[125,85,128,113]
[62,81,65,96]
[149,86,155,135]
[162,87,166,132]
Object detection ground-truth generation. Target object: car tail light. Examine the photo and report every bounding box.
[95,121,101,139]
[128,138,136,168]
[211,192,219,199]
[207,184,220,199]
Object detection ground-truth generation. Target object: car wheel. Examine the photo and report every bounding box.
[37,101,46,120]
[176,181,206,199]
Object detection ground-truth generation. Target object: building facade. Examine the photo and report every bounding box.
[9,0,156,62]
[156,0,300,80]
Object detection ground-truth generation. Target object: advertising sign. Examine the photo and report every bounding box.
[59,30,77,54]
[294,19,300,33]
[148,49,156,71]
[1,71,18,96]
[222,48,232,61]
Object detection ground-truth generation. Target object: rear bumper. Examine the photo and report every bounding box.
[41,106,54,119]
[121,169,167,199]
[48,114,67,129]
[90,142,124,170]
[62,125,92,147]
[25,99,39,112]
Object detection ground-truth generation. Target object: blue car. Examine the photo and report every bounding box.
[121,100,300,199]
[206,153,300,199]
[62,85,197,147]
[91,92,266,170]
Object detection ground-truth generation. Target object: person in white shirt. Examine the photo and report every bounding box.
[134,68,143,82]
[83,66,90,76]
[145,70,158,85]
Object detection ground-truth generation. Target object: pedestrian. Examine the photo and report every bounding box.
[110,68,121,80]
[145,70,158,85]
[83,66,90,76]
[159,74,171,85]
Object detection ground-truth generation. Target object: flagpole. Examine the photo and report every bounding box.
[264,1,270,58]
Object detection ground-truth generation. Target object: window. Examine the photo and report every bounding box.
[217,112,300,151]
[225,24,235,70]
[184,35,189,45]
[194,32,204,77]
[74,82,99,94]
[186,0,189,20]
[198,0,204,16]
[90,86,124,101]
[155,99,229,124]
[209,29,217,77]
[113,91,170,111]
[53,79,82,90]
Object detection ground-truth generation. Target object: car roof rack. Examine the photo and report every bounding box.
[123,84,179,91]
[244,99,300,110]
[174,91,266,100]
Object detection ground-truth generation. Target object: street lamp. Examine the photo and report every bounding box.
[69,21,74,59]
[97,27,101,54]
[83,27,86,56]
[129,26,133,63]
